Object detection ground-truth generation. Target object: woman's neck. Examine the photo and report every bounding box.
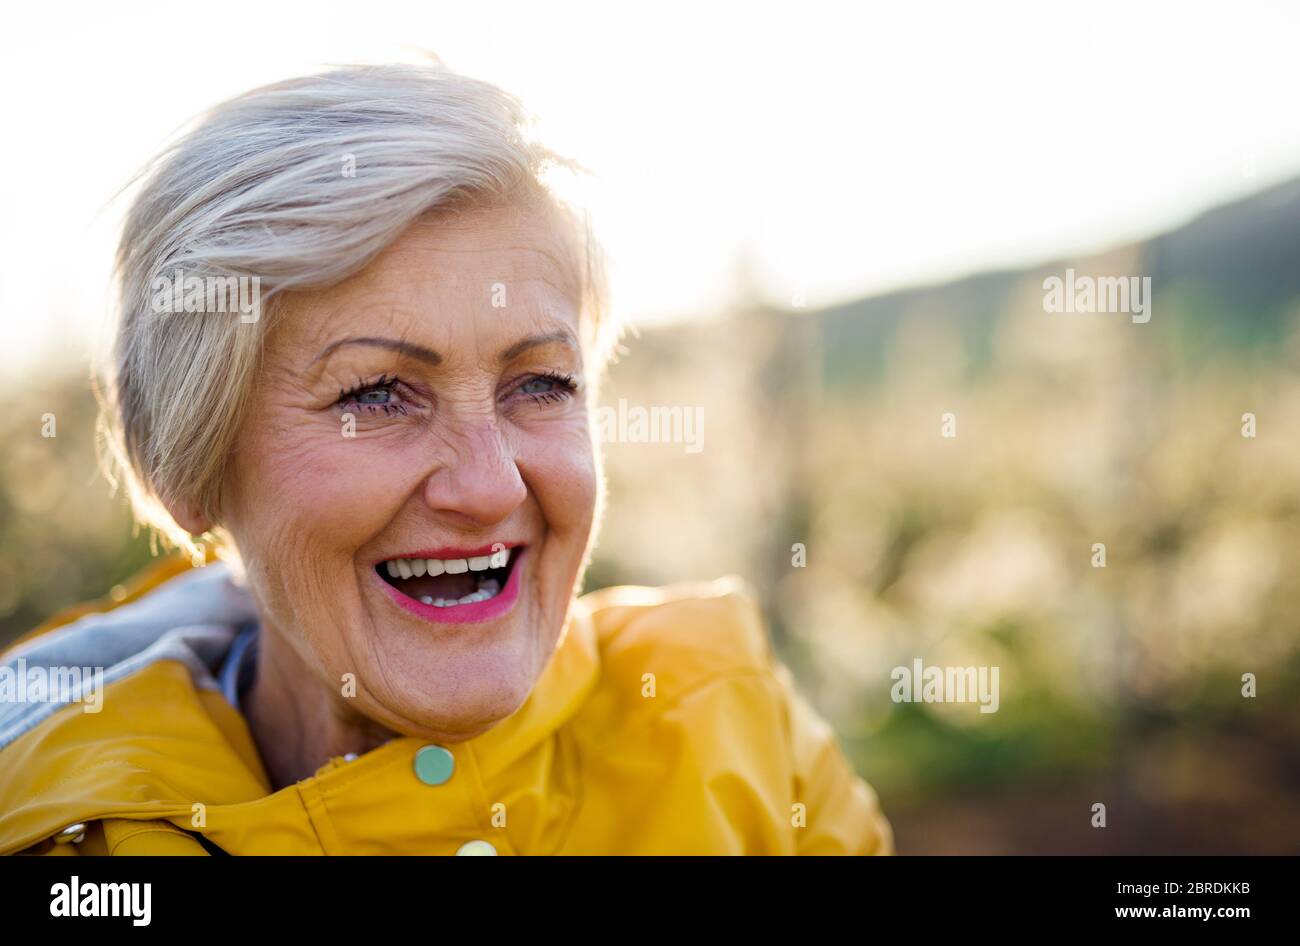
[241,625,395,791]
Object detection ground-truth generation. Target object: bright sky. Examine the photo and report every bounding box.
[3,0,1298,378]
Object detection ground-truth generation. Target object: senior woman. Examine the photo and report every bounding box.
[0,64,890,856]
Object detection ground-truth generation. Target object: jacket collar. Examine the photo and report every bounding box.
[0,560,601,854]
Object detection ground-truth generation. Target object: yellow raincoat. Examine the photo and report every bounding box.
[0,559,891,855]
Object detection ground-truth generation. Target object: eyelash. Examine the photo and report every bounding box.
[516,370,579,405]
[337,375,408,416]
[334,371,579,414]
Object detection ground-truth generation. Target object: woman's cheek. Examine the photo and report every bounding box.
[520,417,598,530]
[238,418,421,545]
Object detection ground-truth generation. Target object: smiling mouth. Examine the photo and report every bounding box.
[376,547,521,608]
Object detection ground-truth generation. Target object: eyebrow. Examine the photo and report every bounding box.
[498,330,578,362]
[312,330,577,367]
[312,336,441,367]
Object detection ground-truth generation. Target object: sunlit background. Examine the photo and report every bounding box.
[3,0,1299,853]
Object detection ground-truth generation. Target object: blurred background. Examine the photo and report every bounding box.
[2,1,1298,852]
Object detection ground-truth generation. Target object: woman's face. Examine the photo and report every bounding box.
[220,200,600,743]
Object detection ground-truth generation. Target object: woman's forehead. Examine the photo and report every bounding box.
[365,201,580,292]
[274,203,584,360]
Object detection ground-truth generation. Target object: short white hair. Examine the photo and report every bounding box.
[102,62,610,551]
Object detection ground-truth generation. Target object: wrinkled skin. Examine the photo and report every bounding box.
[177,200,601,789]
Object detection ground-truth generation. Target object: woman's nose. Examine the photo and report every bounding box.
[421,419,527,527]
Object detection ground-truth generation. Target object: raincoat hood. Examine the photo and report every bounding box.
[0,561,891,855]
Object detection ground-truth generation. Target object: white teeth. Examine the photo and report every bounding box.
[385,548,515,585]
[411,574,505,608]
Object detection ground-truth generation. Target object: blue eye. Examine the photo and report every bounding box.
[517,372,577,404]
[337,375,407,415]
[520,377,558,395]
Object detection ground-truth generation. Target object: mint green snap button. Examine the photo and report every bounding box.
[457,840,497,856]
[414,745,455,785]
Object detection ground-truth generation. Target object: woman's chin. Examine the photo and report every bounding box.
[379,697,525,745]
[361,655,539,744]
